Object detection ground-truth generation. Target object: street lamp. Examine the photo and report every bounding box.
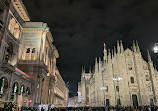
[100,86,108,91]
[153,43,158,53]
[113,76,122,106]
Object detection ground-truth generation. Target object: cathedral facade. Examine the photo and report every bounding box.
[79,41,158,107]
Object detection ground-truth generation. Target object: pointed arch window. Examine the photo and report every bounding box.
[148,86,151,92]
[116,86,119,92]
[128,60,133,70]
[8,17,20,39]
[32,48,35,53]
[130,77,134,83]
[150,98,154,105]
[146,75,150,81]
[26,48,30,53]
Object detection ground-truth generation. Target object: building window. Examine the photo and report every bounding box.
[130,77,134,83]
[25,47,36,60]
[128,66,132,70]
[4,42,13,62]
[117,99,121,105]
[31,48,36,60]
[32,48,35,53]
[148,86,151,92]
[146,75,150,81]
[8,18,20,39]
[150,98,154,105]
[14,23,20,39]
[8,18,16,34]
[26,48,30,53]
[128,61,133,70]
[116,86,119,92]
[106,99,110,106]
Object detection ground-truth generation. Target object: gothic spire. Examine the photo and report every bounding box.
[114,46,116,57]
[147,49,152,62]
[120,40,124,53]
[99,57,101,64]
[95,57,98,65]
[136,40,140,53]
[117,40,120,54]
[103,43,107,61]
[108,49,111,62]
[95,57,98,72]
[154,64,157,70]
[89,66,91,73]
[99,57,102,71]
[82,66,85,73]
[112,49,114,59]
[133,41,137,52]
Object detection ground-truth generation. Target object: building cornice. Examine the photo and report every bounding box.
[12,0,30,21]
[22,28,48,32]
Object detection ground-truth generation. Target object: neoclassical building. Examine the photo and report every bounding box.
[0,0,31,108]
[0,0,68,108]
[79,41,158,107]
[17,22,60,106]
[54,68,69,107]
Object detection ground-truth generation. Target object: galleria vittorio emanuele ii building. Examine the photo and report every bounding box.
[0,0,68,108]
[78,41,158,107]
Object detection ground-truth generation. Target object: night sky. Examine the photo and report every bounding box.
[23,0,158,93]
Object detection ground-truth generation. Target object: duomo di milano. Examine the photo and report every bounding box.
[79,41,158,107]
[0,0,68,108]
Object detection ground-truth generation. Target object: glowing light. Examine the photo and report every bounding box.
[113,77,122,81]
[29,100,32,103]
[153,43,158,53]
[100,87,107,90]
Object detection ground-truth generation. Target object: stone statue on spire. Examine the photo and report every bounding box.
[103,43,107,61]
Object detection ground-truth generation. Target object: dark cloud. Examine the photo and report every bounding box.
[23,0,158,93]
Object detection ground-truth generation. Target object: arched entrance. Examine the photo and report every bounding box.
[17,85,25,107]
[0,77,8,101]
[106,99,110,106]
[10,82,19,104]
[149,98,154,106]
[24,87,30,107]
[132,95,138,107]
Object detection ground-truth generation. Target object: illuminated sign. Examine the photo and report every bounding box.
[29,100,32,103]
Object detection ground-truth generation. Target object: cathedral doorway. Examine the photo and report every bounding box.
[149,98,154,106]
[0,77,8,101]
[106,99,110,106]
[132,95,138,107]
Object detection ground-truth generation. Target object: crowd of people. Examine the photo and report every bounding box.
[1,105,157,111]
[39,106,158,111]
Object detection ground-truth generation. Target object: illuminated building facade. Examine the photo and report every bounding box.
[53,68,69,107]
[0,0,31,108]
[79,41,158,107]
[17,22,59,106]
[0,0,68,108]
